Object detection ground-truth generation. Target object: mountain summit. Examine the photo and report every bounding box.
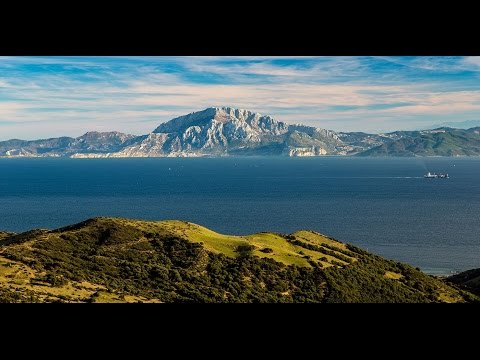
[112,106,341,157]
[154,107,290,136]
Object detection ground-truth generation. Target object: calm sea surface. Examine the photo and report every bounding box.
[0,157,479,275]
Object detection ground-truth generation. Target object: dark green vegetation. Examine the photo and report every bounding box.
[0,217,477,303]
[447,268,480,296]
[358,127,480,157]
[0,231,15,240]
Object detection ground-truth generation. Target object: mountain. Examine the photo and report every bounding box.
[0,217,477,303]
[88,107,343,157]
[0,131,136,157]
[336,132,393,155]
[424,120,480,130]
[68,131,137,153]
[0,136,74,157]
[1,107,344,158]
[2,107,480,157]
[357,127,480,157]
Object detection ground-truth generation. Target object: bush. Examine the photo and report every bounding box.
[236,244,256,256]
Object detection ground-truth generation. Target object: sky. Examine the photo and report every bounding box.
[1,56,480,140]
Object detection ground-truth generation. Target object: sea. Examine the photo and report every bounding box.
[0,156,479,275]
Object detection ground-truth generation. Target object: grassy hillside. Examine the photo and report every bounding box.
[0,217,476,303]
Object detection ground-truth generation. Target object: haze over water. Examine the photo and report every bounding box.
[0,157,478,275]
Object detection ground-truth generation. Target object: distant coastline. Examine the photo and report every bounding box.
[1,107,480,158]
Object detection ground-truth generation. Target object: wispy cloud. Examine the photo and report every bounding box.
[461,56,480,69]
[1,56,480,139]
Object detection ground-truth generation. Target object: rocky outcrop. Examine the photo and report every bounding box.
[285,147,327,157]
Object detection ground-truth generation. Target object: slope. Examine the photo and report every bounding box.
[0,132,136,157]
[447,268,480,295]
[0,217,476,303]
[357,128,480,157]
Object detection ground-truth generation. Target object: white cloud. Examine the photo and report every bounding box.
[2,56,480,138]
[461,56,480,69]
[3,79,480,137]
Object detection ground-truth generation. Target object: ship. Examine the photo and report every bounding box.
[424,172,449,178]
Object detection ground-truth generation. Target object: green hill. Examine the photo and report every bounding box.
[357,127,480,157]
[447,268,480,296]
[0,217,477,303]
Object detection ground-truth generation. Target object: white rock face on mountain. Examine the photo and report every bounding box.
[286,147,327,157]
[108,107,341,157]
[4,148,38,157]
[101,133,201,157]
[154,107,290,138]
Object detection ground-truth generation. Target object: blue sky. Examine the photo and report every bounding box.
[1,56,480,140]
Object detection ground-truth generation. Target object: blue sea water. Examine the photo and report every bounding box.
[0,156,479,275]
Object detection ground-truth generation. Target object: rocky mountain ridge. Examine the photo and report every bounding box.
[2,107,480,157]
